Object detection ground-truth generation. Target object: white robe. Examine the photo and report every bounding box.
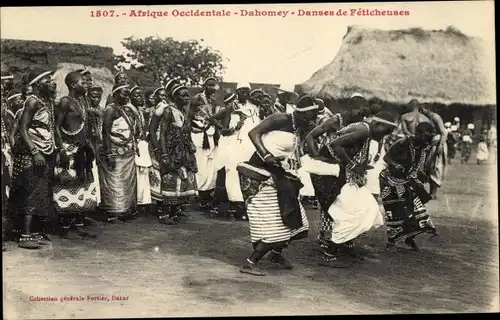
[224,102,261,202]
[192,126,218,191]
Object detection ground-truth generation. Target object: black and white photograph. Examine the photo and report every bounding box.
[1,2,498,318]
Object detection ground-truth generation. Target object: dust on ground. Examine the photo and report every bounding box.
[3,157,499,318]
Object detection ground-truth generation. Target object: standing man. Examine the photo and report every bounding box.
[53,71,98,239]
[419,104,447,200]
[190,77,222,213]
[400,99,432,136]
[8,69,57,249]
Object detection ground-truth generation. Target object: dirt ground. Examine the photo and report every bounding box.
[3,153,499,319]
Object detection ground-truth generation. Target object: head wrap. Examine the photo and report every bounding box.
[171,85,187,97]
[454,117,460,122]
[295,95,318,112]
[1,70,13,80]
[89,85,103,93]
[164,78,179,92]
[130,85,141,93]
[444,122,451,128]
[76,69,91,76]
[467,123,475,130]
[112,84,130,95]
[203,77,217,85]
[27,69,53,86]
[7,89,22,101]
[250,88,264,96]
[152,86,164,96]
[224,92,236,103]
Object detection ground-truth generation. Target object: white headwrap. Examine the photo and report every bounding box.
[112,84,129,94]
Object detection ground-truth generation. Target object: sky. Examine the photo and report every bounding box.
[0,1,495,86]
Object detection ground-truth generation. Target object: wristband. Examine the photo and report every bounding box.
[30,147,39,155]
[347,160,358,170]
[263,154,273,161]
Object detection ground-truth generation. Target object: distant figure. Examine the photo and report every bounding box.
[460,124,474,164]
[476,135,489,164]
[445,122,459,164]
[400,99,432,136]
[488,124,497,149]
[418,104,447,199]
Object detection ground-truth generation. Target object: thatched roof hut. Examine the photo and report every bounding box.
[1,39,116,108]
[298,26,496,107]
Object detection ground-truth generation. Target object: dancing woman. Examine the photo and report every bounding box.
[237,95,319,276]
[380,122,438,251]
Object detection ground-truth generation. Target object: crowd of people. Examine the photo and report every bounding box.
[0,67,495,275]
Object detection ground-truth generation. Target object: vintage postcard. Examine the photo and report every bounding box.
[1,1,497,319]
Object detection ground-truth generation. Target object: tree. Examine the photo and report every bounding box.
[118,36,227,87]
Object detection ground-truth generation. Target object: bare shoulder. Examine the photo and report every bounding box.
[24,96,41,111]
[103,104,118,118]
[401,112,412,120]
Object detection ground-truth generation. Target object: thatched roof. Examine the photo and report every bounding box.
[1,39,116,109]
[298,26,496,106]
[1,39,115,71]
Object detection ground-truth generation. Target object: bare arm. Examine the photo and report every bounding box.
[248,113,289,159]
[19,98,39,152]
[9,115,20,146]
[102,106,117,156]
[432,113,447,146]
[305,117,340,157]
[159,108,173,155]
[329,124,369,165]
[400,115,412,136]
[54,97,70,150]
[149,114,161,148]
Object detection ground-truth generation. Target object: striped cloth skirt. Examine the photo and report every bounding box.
[244,180,309,244]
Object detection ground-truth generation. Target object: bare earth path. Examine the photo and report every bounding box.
[3,157,499,318]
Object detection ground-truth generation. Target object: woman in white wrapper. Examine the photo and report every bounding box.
[303,111,398,268]
[223,86,261,219]
[236,95,319,276]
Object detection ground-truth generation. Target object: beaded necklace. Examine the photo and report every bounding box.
[62,96,87,136]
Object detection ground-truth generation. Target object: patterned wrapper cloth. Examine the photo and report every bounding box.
[97,105,138,216]
[160,105,198,205]
[53,142,98,214]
